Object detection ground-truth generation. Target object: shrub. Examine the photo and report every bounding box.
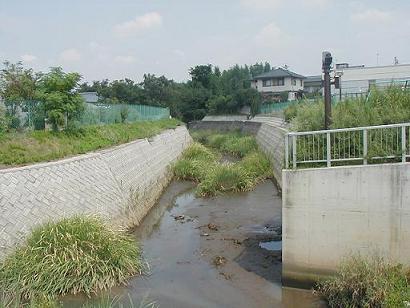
[181,142,216,161]
[220,136,258,157]
[0,106,7,135]
[197,165,254,196]
[238,151,272,180]
[0,216,143,300]
[173,158,212,182]
[315,255,410,307]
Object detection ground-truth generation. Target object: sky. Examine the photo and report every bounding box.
[1,0,409,83]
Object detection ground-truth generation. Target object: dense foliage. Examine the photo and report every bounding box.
[36,68,85,130]
[0,216,143,300]
[0,62,85,131]
[173,132,272,196]
[79,62,273,122]
[285,87,410,131]
[315,256,410,307]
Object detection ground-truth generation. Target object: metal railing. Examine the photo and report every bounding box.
[285,123,410,169]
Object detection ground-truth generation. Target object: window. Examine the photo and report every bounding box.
[263,79,273,87]
[292,78,296,86]
[300,79,303,86]
[272,78,285,86]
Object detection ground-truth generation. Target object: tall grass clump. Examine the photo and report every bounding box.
[0,216,143,300]
[173,142,217,182]
[177,133,272,196]
[197,165,254,197]
[286,86,410,132]
[315,255,410,307]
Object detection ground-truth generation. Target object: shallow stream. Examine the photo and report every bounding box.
[64,180,319,307]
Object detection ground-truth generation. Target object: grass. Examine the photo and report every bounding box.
[174,132,272,196]
[0,216,143,302]
[0,119,180,167]
[314,255,410,307]
[285,87,410,132]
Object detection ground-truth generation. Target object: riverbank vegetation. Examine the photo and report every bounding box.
[173,132,272,196]
[0,118,180,167]
[315,255,410,307]
[0,216,143,305]
[285,87,410,131]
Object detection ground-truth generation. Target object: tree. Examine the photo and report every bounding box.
[0,61,40,126]
[189,65,213,89]
[36,67,84,130]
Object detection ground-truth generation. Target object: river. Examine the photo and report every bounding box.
[64,180,321,307]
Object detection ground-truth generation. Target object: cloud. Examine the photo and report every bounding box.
[20,54,37,63]
[351,9,392,24]
[113,12,162,37]
[173,49,185,57]
[59,48,82,62]
[240,0,282,10]
[254,22,286,44]
[114,55,136,64]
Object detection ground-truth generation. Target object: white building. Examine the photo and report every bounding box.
[333,63,410,98]
[251,68,305,101]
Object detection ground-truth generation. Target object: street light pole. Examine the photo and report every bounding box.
[322,51,333,130]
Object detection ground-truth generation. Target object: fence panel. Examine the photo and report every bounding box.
[285,123,410,169]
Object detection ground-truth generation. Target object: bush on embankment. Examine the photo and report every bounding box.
[0,216,143,301]
[174,132,272,196]
[315,255,410,307]
[285,87,410,131]
[0,118,180,167]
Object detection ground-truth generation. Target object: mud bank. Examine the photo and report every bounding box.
[63,180,321,307]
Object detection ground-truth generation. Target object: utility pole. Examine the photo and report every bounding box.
[322,51,333,130]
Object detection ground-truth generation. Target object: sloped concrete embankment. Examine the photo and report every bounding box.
[0,126,192,260]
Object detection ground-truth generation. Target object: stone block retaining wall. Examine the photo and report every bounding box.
[0,126,192,260]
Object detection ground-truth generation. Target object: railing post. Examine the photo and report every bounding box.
[292,135,297,169]
[326,132,331,167]
[402,125,407,163]
[285,134,289,169]
[363,129,368,165]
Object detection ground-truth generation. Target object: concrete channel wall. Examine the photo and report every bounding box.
[282,163,410,287]
[0,126,192,260]
[189,119,288,189]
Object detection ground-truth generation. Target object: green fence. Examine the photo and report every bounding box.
[4,101,170,129]
[79,103,170,125]
[259,101,297,114]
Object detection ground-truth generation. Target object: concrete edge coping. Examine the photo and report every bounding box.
[0,126,186,174]
[283,161,410,174]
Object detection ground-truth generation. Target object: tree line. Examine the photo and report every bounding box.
[79,62,273,122]
[0,61,272,133]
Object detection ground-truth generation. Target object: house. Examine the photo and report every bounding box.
[304,75,322,94]
[79,91,99,103]
[251,68,305,101]
[332,63,410,99]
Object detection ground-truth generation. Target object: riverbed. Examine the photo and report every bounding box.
[64,180,320,307]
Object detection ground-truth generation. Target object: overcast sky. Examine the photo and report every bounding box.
[1,0,409,82]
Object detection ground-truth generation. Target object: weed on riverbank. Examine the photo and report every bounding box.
[315,255,410,307]
[0,216,143,302]
[0,119,180,167]
[174,132,272,196]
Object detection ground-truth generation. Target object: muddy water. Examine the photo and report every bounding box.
[64,180,320,307]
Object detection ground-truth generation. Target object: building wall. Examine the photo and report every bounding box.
[0,126,192,260]
[333,63,410,95]
[282,163,410,287]
[251,77,304,94]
